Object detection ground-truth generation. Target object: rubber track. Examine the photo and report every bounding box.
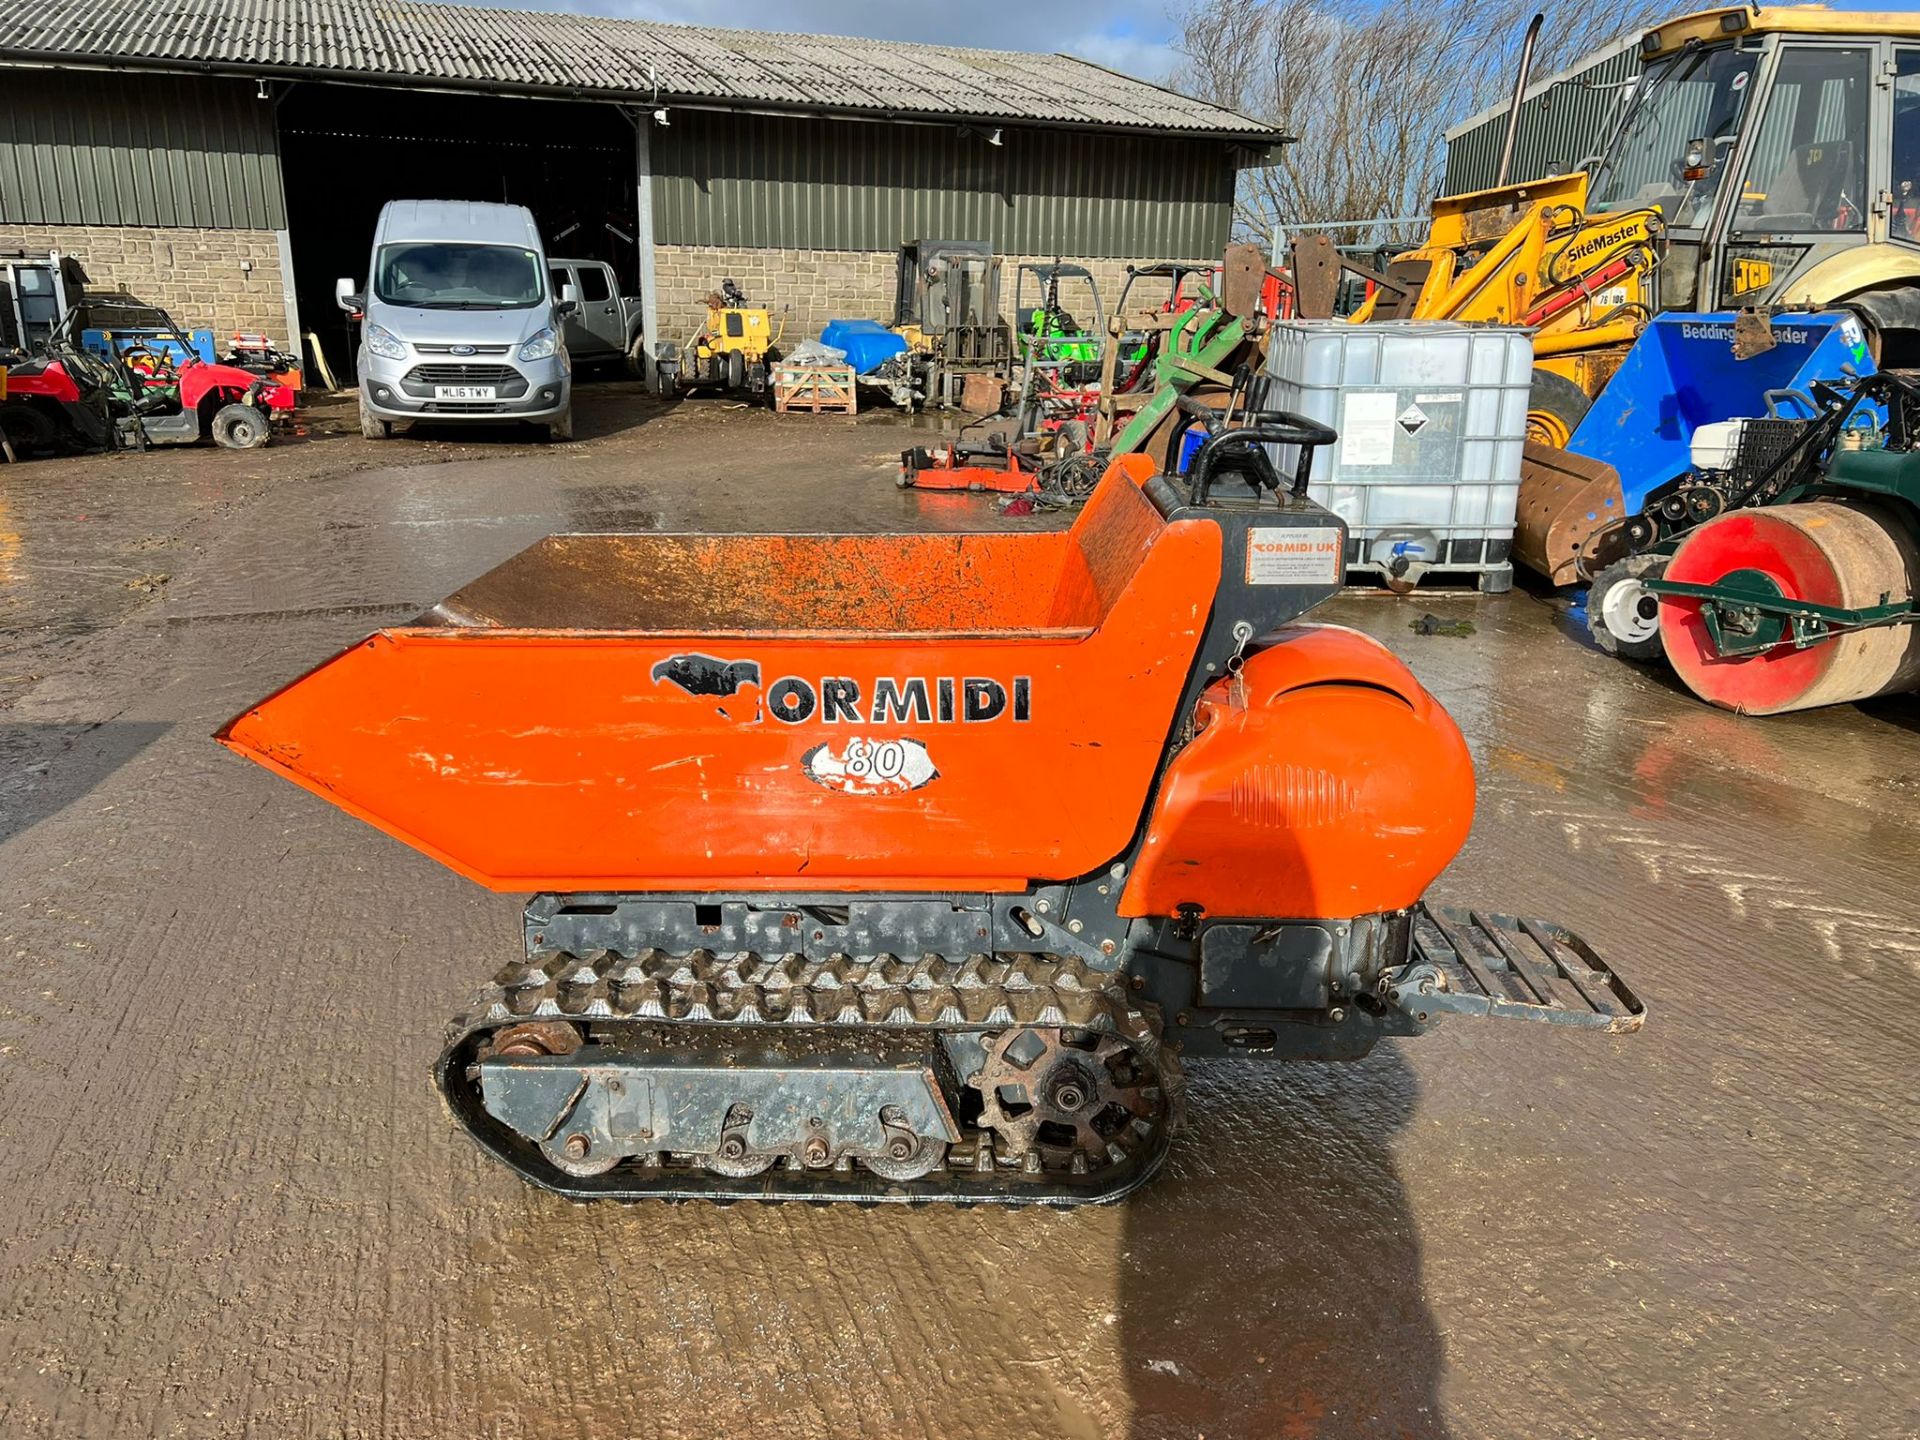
[434,948,1185,1206]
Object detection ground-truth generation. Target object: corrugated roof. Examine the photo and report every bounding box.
[0,0,1275,139]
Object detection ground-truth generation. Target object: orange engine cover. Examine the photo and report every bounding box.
[1119,624,1475,921]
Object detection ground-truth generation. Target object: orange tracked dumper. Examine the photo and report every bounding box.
[220,418,1641,1204]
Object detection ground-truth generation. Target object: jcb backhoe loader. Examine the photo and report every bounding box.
[219,419,1641,1205]
[1358,6,1920,577]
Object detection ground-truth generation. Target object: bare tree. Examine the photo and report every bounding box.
[1171,0,1670,240]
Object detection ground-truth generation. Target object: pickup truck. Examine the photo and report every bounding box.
[548,258,644,375]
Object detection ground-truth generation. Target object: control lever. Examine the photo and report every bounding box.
[1177,400,1338,505]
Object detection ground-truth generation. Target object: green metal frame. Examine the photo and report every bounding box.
[1108,302,1247,456]
[1645,572,1916,657]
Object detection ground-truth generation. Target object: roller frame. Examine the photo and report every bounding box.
[1645,574,1917,657]
[1622,371,1920,667]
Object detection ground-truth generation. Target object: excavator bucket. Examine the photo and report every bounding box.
[1513,440,1627,585]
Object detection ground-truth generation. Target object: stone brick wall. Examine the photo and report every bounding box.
[652,245,1215,350]
[650,246,894,349]
[0,224,292,347]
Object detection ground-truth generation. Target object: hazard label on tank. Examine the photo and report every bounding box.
[1246,527,1342,585]
[1397,402,1429,436]
[803,736,939,794]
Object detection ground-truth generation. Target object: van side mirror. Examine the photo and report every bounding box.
[335,277,364,313]
[558,282,579,317]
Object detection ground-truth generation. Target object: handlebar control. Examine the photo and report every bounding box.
[1180,406,1338,507]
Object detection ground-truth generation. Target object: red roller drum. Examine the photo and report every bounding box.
[1659,502,1920,715]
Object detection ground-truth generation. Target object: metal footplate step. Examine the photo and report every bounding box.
[1387,904,1645,1034]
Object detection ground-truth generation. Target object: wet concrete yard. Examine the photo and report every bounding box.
[1,385,1916,1437]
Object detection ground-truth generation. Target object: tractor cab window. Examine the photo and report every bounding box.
[1733,46,1870,233]
[1894,52,1920,239]
[1589,44,1758,228]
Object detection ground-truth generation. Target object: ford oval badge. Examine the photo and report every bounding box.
[450,344,477,356]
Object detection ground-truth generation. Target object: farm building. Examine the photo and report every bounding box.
[0,0,1277,374]
[1443,35,1641,194]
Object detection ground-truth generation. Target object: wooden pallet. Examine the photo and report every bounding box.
[773,364,857,415]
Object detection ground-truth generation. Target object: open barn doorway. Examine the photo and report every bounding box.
[277,85,637,382]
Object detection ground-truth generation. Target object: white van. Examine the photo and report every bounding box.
[337,201,574,441]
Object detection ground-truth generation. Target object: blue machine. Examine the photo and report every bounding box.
[819,318,908,375]
[81,326,217,367]
[1565,310,1875,513]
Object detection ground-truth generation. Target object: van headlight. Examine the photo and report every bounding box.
[364,323,406,361]
[518,328,558,362]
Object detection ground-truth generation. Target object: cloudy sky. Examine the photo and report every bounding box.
[488,0,1183,82]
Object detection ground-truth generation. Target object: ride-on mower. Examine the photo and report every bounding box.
[219,413,1641,1205]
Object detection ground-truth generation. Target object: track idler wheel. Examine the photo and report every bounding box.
[484,1021,582,1059]
[861,1124,949,1182]
[1659,502,1920,714]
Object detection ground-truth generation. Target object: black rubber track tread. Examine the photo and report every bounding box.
[435,948,1184,1207]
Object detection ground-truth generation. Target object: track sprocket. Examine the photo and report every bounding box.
[972,1026,1163,1171]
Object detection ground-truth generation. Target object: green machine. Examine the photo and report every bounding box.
[1102,294,1249,457]
[1013,263,1103,369]
[1588,370,1920,715]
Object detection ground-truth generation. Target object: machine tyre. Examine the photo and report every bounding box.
[210,402,271,451]
[1587,554,1667,661]
[358,390,391,440]
[725,349,746,392]
[0,400,60,454]
[1526,368,1593,449]
[1843,285,1920,369]
[1659,502,1920,714]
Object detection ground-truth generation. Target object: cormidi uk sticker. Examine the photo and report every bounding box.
[1246,527,1342,585]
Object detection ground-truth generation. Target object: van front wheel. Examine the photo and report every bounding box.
[358,391,391,440]
[543,406,574,443]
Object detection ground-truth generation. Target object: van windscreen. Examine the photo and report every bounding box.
[374,244,544,309]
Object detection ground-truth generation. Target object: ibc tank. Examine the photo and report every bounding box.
[1262,320,1533,592]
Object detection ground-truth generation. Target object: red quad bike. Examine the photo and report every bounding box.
[0,341,118,455]
[111,341,297,451]
[1,307,296,456]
